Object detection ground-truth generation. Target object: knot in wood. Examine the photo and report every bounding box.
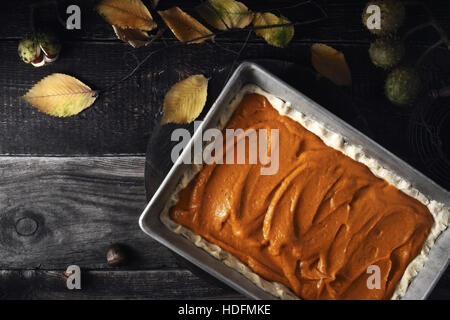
[15,217,39,236]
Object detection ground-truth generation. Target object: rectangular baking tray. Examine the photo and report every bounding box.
[139,61,449,300]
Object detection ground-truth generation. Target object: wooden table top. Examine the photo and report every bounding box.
[0,0,448,299]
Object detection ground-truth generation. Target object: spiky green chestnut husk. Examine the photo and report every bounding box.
[36,31,61,59]
[362,0,405,35]
[369,38,405,69]
[18,34,41,64]
[17,31,61,66]
[385,67,422,105]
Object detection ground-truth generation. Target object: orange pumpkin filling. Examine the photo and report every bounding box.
[170,93,433,299]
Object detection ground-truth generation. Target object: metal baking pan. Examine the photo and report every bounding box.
[139,61,449,300]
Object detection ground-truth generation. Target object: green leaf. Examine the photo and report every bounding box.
[253,12,294,48]
[196,0,253,30]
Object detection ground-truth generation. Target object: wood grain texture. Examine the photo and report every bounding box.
[0,155,447,299]
[0,156,180,270]
[0,0,374,42]
[0,0,449,300]
[2,0,448,44]
[1,40,313,155]
[0,269,244,300]
[2,39,449,160]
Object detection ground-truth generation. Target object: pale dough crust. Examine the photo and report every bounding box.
[160,85,449,300]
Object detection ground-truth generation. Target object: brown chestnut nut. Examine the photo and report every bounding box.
[106,243,127,266]
[61,269,73,281]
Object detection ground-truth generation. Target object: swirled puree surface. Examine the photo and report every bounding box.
[169,91,437,300]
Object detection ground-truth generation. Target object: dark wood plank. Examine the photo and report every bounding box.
[2,38,449,159]
[0,41,312,155]
[2,36,450,184]
[0,269,244,299]
[2,0,449,44]
[0,268,447,300]
[0,41,316,156]
[0,156,181,270]
[0,0,449,300]
[0,155,448,298]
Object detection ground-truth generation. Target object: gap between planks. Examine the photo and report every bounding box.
[0,156,181,270]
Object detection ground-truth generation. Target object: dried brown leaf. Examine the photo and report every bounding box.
[97,0,157,31]
[196,0,253,30]
[158,7,214,43]
[311,43,352,86]
[112,25,164,48]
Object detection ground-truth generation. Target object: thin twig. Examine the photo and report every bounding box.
[223,29,253,86]
[416,39,444,67]
[101,1,328,94]
[415,2,450,48]
[401,2,450,67]
[431,21,450,50]
[421,3,450,48]
[402,22,432,41]
[101,45,171,93]
[211,41,240,55]
[272,0,316,11]
[201,0,231,30]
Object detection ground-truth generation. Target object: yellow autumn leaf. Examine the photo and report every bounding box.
[196,0,253,30]
[253,12,294,48]
[311,43,352,86]
[158,7,214,43]
[112,25,163,48]
[97,0,157,31]
[161,75,209,125]
[22,73,98,117]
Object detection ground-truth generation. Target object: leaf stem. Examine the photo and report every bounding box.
[421,3,450,49]
[408,3,450,67]
[430,20,450,50]
[416,39,444,68]
[101,0,328,95]
[402,22,433,41]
